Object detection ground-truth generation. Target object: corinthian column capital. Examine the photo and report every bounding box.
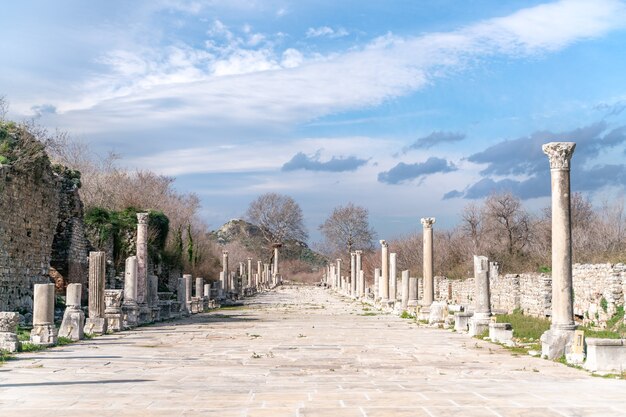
[542,142,576,170]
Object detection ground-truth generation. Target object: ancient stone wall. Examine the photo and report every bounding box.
[430,263,625,326]
[0,164,59,312]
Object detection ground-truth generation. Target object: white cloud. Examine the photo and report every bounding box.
[33,0,626,134]
[306,26,349,39]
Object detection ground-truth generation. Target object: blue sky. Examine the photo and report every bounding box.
[2,0,626,242]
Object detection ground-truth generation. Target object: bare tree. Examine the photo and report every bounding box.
[319,203,376,257]
[483,192,532,256]
[246,192,308,247]
[460,202,483,253]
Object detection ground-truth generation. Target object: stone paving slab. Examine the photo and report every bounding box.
[1,285,625,416]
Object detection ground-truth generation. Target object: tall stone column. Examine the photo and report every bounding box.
[264,263,270,287]
[148,274,160,321]
[247,258,253,289]
[336,259,342,291]
[468,256,491,336]
[350,252,356,297]
[421,218,435,306]
[30,283,57,345]
[330,265,336,288]
[196,278,204,298]
[380,240,389,302]
[183,274,193,312]
[136,213,149,323]
[122,256,139,329]
[401,270,410,310]
[178,277,189,315]
[85,251,108,335]
[541,142,577,359]
[222,251,229,291]
[273,243,282,284]
[59,283,84,341]
[389,252,397,302]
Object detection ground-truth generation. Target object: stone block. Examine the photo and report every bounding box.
[59,308,85,341]
[584,338,626,373]
[104,289,123,332]
[0,312,20,352]
[428,301,447,324]
[540,328,574,360]
[84,317,107,335]
[489,322,514,346]
[454,312,473,332]
[122,302,139,329]
[30,323,57,346]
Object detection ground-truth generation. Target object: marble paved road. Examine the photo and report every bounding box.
[1,285,625,417]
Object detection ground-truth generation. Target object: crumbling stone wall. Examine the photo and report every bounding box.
[433,263,625,326]
[0,163,60,312]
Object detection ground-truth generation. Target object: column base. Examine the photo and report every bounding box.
[105,310,123,332]
[0,332,19,352]
[468,317,490,337]
[84,317,108,335]
[59,308,85,340]
[30,323,58,346]
[122,303,139,329]
[138,304,152,324]
[428,301,448,324]
[540,328,575,360]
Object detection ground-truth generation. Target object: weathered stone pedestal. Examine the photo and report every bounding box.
[59,283,85,340]
[454,312,473,332]
[428,301,447,324]
[0,312,20,352]
[468,256,492,336]
[122,256,139,329]
[31,283,58,346]
[489,322,514,346]
[104,289,124,332]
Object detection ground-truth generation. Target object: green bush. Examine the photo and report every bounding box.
[495,311,550,341]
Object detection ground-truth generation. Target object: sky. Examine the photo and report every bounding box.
[2,0,626,243]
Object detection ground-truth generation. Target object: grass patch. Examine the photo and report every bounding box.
[57,337,74,346]
[580,306,625,339]
[495,311,550,341]
[16,326,31,341]
[474,329,489,340]
[19,342,46,353]
[400,311,412,319]
[0,349,14,365]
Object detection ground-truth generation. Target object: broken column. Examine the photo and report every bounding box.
[0,312,20,352]
[85,251,108,335]
[59,283,85,341]
[178,276,189,315]
[401,270,410,310]
[136,212,150,324]
[257,260,262,288]
[183,274,193,312]
[247,258,253,290]
[350,252,357,298]
[374,268,381,301]
[148,274,160,321]
[380,240,389,303]
[122,256,139,329]
[30,283,58,345]
[541,142,577,359]
[336,258,342,292]
[408,277,418,308]
[389,252,397,304]
[105,289,124,331]
[469,256,491,336]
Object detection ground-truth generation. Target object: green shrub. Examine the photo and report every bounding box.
[495,311,550,341]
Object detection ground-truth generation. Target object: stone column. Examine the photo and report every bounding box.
[541,141,577,359]
[273,243,282,284]
[59,283,85,340]
[264,263,270,287]
[380,240,389,302]
[183,274,193,312]
[136,213,150,323]
[408,277,418,307]
[247,258,253,289]
[359,271,366,298]
[85,251,108,335]
[219,271,226,296]
[196,278,203,299]
[30,283,57,345]
[329,265,336,288]
[374,268,381,300]
[257,260,262,288]
[401,270,410,310]
[204,284,211,298]
[222,251,229,291]
[389,252,397,302]
[0,312,20,352]
[122,256,139,328]
[336,258,342,291]
[178,277,189,315]
[350,252,356,297]
[421,218,435,306]
[469,256,491,336]
[148,274,160,321]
